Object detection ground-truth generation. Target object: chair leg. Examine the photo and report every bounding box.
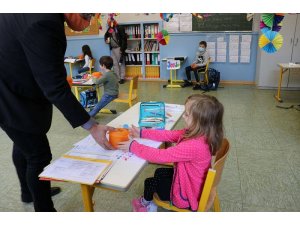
[129,101,132,108]
[213,191,221,212]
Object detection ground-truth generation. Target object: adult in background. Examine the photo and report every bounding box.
[0,13,115,212]
[104,16,127,84]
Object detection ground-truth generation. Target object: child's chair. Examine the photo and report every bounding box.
[113,75,139,108]
[197,58,211,85]
[89,59,96,75]
[153,138,230,212]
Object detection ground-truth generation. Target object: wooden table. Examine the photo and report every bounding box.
[275,63,300,102]
[79,102,185,211]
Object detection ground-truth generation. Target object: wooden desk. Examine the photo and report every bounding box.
[275,63,300,102]
[64,58,83,77]
[79,102,185,211]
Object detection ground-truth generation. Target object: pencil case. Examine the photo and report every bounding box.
[139,101,165,129]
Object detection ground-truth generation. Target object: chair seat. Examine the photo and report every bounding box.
[153,193,191,212]
[114,93,137,101]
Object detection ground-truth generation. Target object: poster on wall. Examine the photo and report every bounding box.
[65,17,100,36]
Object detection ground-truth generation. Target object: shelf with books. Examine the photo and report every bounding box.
[121,22,161,79]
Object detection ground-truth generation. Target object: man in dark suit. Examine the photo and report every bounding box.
[0,14,115,211]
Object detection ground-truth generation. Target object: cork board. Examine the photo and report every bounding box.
[65,17,99,36]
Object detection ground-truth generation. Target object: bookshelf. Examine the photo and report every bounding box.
[122,22,161,79]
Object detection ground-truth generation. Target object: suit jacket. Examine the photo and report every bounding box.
[104,25,127,55]
[0,14,90,134]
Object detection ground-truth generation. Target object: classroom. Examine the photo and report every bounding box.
[0,9,299,221]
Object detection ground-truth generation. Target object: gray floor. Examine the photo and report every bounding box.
[0,82,299,212]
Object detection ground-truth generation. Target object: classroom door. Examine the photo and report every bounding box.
[288,14,300,88]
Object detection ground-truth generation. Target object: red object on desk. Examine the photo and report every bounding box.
[67,76,73,87]
[109,128,129,148]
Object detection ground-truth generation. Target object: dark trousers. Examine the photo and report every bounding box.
[88,93,118,117]
[0,124,56,212]
[78,67,90,74]
[144,168,174,201]
[185,65,205,82]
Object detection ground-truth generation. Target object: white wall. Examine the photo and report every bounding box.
[116,13,161,23]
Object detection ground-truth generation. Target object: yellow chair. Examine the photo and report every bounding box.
[89,59,96,75]
[153,138,230,212]
[113,75,139,108]
[197,58,211,85]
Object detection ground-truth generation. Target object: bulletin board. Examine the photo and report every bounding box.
[65,17,99,36]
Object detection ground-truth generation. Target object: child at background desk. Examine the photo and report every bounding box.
[88,56,119,117]
[118,94,224,212]
[78,44,93,75]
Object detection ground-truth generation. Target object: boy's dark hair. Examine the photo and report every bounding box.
[99,56,113,69]
[199,41,207,48]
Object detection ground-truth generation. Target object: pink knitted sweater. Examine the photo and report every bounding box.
[129,129,211,211]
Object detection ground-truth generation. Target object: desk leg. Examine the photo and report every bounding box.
[275,67,284,102]
[164,70,182,88]
[74,87,80,101]
[69,63,73,78]
[81,184,95,212]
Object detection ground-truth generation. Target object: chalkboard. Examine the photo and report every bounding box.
[192,14,252,31]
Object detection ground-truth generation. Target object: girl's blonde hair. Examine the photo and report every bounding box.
[183,94,224,155]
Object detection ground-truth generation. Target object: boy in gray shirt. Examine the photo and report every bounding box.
[89,56,119,117]
[182,41,209,90]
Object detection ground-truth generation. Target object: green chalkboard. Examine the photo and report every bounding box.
[192,14,252,31]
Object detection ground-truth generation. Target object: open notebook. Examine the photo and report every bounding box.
[39,155,112,185]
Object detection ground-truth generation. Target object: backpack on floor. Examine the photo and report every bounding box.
[200,68,220,91]
[80,89,98,108]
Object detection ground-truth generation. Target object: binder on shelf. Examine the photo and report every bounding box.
[146,54,150,65]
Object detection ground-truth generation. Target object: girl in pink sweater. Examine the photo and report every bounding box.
[118,94,224,212]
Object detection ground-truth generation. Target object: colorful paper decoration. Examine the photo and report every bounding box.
[156,30,170,45]
[261,13,284,28]
[260,20,282,33]
[160,13,174,22]
[259,30,283,53]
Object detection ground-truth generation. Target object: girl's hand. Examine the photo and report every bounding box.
[129,125,140,138]
[118,140,133,152]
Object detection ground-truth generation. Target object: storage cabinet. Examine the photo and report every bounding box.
[256,14,300,88]
[121,22,161,79]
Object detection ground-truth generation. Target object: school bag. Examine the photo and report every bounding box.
[200,68,220,91]
[80,89,98,108]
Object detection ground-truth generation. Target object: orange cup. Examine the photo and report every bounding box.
[109,128,129,148]
[92,71,102,78]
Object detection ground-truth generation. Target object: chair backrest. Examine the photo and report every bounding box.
[89,59,96,74]
[129,75,139,99]
[197,138,230,211]
[204,58,211,73]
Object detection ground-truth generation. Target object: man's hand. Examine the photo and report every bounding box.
[89,124,116,150]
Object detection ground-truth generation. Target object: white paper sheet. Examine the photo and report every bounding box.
[210,56,216,62]
[240,56,250,63]
[217,49,227,56]
[217,55,226,62]
[207,42,216,49]
[230,35,239,43]
[241,42,251,49]
[217,37,225,42]
[229,43,239,50]
[229,56,239,63]
[217,42,227,49]
[39,157,110,185]
[240,48,251,56]
[242,35,252,43]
